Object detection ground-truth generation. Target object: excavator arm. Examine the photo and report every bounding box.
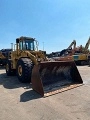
[84,37,90,52]
[67,40,76,50]
[61,40,76,56]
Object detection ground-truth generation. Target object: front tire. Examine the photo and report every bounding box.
[16,58,33,83]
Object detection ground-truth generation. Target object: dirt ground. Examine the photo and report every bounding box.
[0,66,90,120]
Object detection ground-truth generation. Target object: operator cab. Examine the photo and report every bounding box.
[16,36,38,51]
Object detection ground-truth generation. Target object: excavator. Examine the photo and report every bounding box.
[53,40,76,56]
[5,36,83,97]
[51,38,90,65]
[73,37,90,65]
[50,40,76,61]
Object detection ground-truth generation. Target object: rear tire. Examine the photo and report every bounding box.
[0,58,2,65]
[88,60,90,66]
[6,60,12,76]
[2,59,7,65]
[16,58,33,83]
[6,60,16,76]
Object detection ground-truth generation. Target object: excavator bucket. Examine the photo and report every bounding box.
[31,61,83,97]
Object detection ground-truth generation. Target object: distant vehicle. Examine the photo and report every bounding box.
[0,49,12,65]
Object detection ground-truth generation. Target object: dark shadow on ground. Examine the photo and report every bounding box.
[20,90,41,102]
[75,63,88,66]
[0,73,31,89]
[0,66,5,70]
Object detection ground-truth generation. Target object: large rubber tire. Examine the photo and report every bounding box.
[0,58,2,65]
[16,58,33,83]
[2,58,7,66]
[89,60,90,67]
[6,60,16,76]
[6,60,12,76]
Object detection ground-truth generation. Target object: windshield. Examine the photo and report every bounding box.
[19,39,35,50]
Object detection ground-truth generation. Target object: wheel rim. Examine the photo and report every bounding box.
[6,64,9,72]
[18,65,22,76]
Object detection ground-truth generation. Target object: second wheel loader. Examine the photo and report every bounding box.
[6,36,83,97]
[0,49,12,65]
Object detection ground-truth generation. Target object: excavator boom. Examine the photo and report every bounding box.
[84,37,90,52]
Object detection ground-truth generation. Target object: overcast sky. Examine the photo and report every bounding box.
[0,0,90,53]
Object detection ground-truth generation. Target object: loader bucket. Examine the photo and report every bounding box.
[31,61,83,97]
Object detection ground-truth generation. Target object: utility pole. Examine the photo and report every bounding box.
[11,43,13,51]
[43,42,44,51]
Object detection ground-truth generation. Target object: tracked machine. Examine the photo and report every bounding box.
[6,36,83,97]
[49,40,76,61]
[73,37,90,65]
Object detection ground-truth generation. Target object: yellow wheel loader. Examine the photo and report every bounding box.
[6,36,83,97]
[6,36,47,82]
[0,49,12,65]
[0,51,6,65]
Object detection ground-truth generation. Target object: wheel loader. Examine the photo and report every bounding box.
[6,36,83,97]
[0,51,6,65]
[0,49,12,65]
